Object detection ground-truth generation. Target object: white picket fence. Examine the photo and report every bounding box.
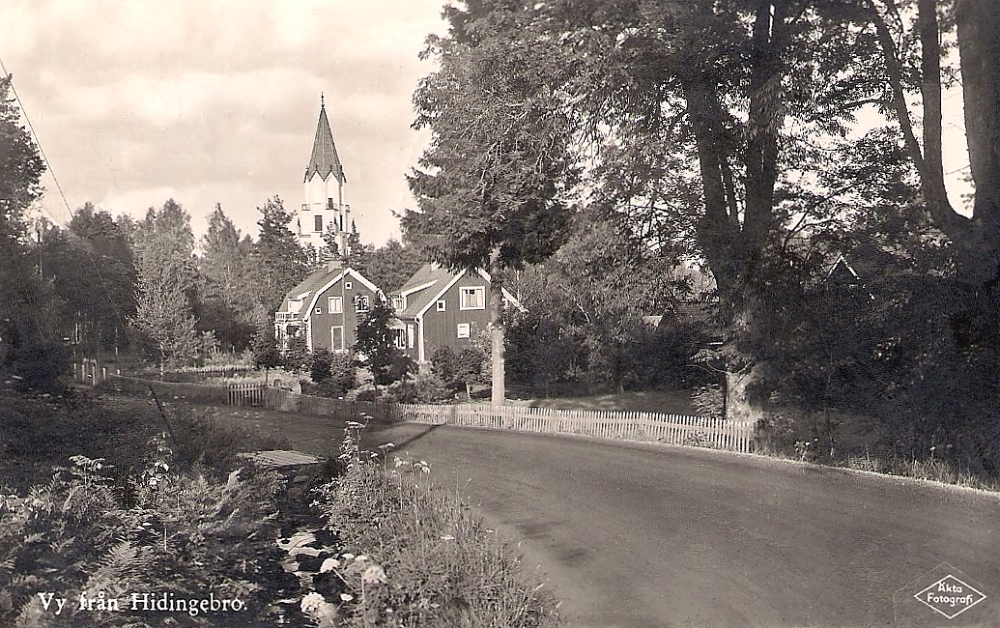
[395,403,755,453]
[81,367,756,454]
[74,360,117,385]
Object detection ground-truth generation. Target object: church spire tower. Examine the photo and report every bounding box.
[298,94,351,257]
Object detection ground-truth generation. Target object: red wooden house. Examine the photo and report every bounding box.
[389,264,523,363]
[274,262,382,353]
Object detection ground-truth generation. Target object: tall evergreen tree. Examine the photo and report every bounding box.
[0,73,66,391]
[251,196,310,327]
[405,0,579,403]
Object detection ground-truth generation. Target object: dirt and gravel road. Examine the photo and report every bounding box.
[235,408,1000,628]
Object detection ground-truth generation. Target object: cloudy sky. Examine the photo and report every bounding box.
[1,0,449,246]
[2,1,974,249]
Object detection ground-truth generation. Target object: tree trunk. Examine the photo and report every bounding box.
[743,1,783,252]
[957,0,1000,284]
[918,0,949,211]
[868,0,969,239]
[488,250,506,405]
[682,77,740,298]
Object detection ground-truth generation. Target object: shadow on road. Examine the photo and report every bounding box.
[364,422,444,451]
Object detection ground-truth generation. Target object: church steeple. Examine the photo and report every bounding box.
[298,94,353,259]
[305,95,345,185]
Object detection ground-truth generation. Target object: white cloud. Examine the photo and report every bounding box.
[4,0,447,247]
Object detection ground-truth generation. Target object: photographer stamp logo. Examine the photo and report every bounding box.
[913,574,987,619]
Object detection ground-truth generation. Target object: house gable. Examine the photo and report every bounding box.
[390,263,527,362]
[306,268,382,352]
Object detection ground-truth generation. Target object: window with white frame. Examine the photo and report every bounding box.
[392,296,404,311]
[330,326,345,351]
[459,286,485,310]
[315,307,322,315]
[355,295,370,312]
[392,329,406,349]
[436,300,446,312]
[314,215,323,232]
[345,281,353,290]
[457,323,471,338]
[407,324,415,349]
[328,296,343,314]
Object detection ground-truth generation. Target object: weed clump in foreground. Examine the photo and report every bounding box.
[312,420,560,628]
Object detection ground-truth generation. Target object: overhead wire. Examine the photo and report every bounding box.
[1,53,134,346]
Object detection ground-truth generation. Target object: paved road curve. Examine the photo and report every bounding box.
[235,406,999,628]
[359,423,999,628]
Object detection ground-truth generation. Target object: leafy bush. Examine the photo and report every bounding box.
[0,447,284,628]
[313,439,560,628]
[385,370,451,404]
[430,346,457,384]
[691,384,724,420]
[251,328,281,371]
[309,348,333,382]
[329,351,356,395]
[3,339,69,394]
[282,335,310,372]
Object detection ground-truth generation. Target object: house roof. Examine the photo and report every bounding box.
[304,97,345,184]
[394,264,459,318]
[278,265,380,318]
[644,302,714,330]
[280,268,336,311]
[824,254,862,282]
[393,263,525,320]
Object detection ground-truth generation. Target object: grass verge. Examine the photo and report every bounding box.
[311,423,560,628]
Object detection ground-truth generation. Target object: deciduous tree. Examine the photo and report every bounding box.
[131,200,199,369]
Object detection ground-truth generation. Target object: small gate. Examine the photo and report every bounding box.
[226,381,265,407]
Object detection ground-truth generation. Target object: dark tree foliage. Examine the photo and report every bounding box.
[250,327,281,373]
[430,346,458,385]
[310,348,333,382]
[506,209,698,392]
[350,239,426,295]
[0,75,44,246]
[197,204,256,351]
[251,196,311,327]
[404,0,580,403]
[354,300,411,389]
[31,205,138,352]
[282,335,310,373]
[0,74,66,392]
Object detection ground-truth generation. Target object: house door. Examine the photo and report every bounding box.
[331,326,344,351]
